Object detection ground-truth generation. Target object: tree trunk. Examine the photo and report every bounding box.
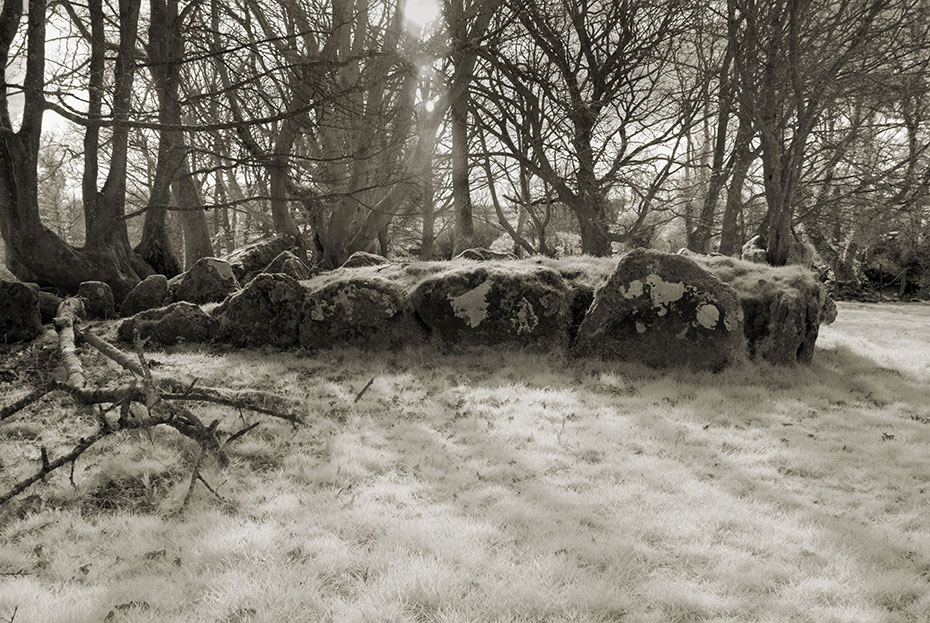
[572,195,611,256]
[451,90,475,255]
[718,113,753,256]
[173,160,214,266]
[694,41,735,254]
[0,0,148,300]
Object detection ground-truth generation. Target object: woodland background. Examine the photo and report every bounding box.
[1,0,929,299]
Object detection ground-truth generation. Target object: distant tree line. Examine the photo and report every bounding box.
[1,0,928,298]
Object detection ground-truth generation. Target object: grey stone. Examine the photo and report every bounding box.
[78,281,116,319]
[455,248,518,261]
[37,291,63,324]
[214,273,305,348]
[167,258,240,305]
[117,302,217,345]
[260,250,317,280]
[694,255,834,364]
[226,236,297,283]
[574,249,746,371]
[119,274,168,317]
[340,251,388,269]
[409,265,572,350]
[299,276,418,349]
[0,280,42,343]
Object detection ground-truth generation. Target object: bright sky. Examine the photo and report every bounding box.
[405,0,441,30]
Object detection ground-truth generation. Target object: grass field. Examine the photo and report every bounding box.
[1,302,930,622]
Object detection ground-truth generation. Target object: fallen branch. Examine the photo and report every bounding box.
[1,309,306,507]
[0,388,51,423]
[0,429,109,505]
[354,377,375,403]
[54,299,86,389]
[75,326,144,377]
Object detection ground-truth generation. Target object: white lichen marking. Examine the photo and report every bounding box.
[310,303,327,321]
[635,321,647,334]
[695,303,720,329]
[645,274,686,309]
[514,298,539,334]
[449,280,492,327]
[622,280,644,299]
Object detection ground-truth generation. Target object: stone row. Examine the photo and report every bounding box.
[107,248,836,370]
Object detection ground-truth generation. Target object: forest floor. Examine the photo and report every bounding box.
[1,303,930,623]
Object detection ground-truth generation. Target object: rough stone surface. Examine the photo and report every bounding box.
[226,236,297,283]
[694,255,834,364]
[299,276,418,349]
[214,273,305,347]
[409,265,572,350]
[167,258,240,305]
[119,274,169,317]
[78,281,116,319]
[340,251,388,269]
[741,235,768,264]
[455,248,518,261]
[574,249,746,370]
[0,280,42,343]
[260,250,317,280]
[38,290,63,324]
[117,302,217,345]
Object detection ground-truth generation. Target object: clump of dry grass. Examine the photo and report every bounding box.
[2,303,930,622]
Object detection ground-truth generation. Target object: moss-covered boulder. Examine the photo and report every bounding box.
[340,251,388,269]
[695,255,834,364]
[574,249,746,370]
[409,265,572,350]
[37,290,63,324]
[455,248,517,261]
[117,302,217,345]
[167,258,240,305]
[260,250,317,280]
[214,273,304,348]
[299,276,418,349]
[78,281,116,319]
[226,236,297,283]
[119,274,168,317]
[0,281,41,343]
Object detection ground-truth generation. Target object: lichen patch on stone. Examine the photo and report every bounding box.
[514,298,538,334]
[645,274,686,308]
[622,280,644,299]
[310,303,327,321]
[635,321,647,334]
[449,280,492,327]
[695,303,720,329]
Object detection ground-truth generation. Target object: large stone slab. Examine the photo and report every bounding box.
[340,251,388,269]
[78,280,116,319]
[119,274,168,317]
[260,250,317,280]
[697,256,834,364]
[117,302,217,346]
[409,265,572,350]
[214,273,304,348]
[0,281,42,343]
[299,276,418,349]
[574,249,746,370]
[167,257,240,305]
[226,236,297,283]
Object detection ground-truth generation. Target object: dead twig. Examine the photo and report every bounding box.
[354,377,375,403]
[0,430,109,505]
[181,445,207,509]
[0,388,51,423]
[224,422,260,446]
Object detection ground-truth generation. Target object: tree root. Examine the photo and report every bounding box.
[0,298,304,508]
